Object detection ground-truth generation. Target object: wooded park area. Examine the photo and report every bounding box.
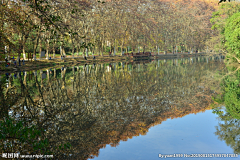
[0,0,218,62]
[2,0,240,66]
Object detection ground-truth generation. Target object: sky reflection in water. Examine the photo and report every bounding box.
[94,110,235,160]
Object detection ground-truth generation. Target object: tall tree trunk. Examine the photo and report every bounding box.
[72,40,75,58]
[18,34,22,62]
[121,39,124,56]
[101,45,104,57]
[114,39,116,56]
[54,68,56,78]
[33,31,40,61]
[86,48,88,57]
[76,46,79,56]
[53,40,56,58]
[22,36,26,60]
[121,46,123,56]
[114,46,116,56]
[72,47,75,58]
[98,46,101,56]
[46,39,49,59]
[63,47,66,56]
[92,47,95,56]
[82,47,85,58]
[39,38,42,59]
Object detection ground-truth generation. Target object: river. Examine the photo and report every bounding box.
[0,56,238,159]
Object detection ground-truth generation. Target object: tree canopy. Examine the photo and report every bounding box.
[208,1,240,61]
[1,0,217,64]
[225,12,240,57]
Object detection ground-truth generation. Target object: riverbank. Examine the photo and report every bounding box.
[0,52,209,74]
[0,55,127,74]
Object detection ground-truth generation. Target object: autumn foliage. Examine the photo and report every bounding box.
[1,0,219,62]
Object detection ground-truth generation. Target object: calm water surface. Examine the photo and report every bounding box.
[1,57,238,159]
[94,109,234,160]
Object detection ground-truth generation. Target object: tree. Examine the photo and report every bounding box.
[208,2,240,55]
[225,12,240,59]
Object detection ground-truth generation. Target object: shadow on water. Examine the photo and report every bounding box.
[0,56,229,159]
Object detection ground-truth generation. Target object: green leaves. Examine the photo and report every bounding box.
[0,116,47,153]
[224,12,240,57]
[58,142,71,150]
[219,70,240,119]
[0,116,72,155]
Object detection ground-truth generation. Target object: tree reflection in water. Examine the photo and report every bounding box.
[213,67,240,154]
[0,57,226,159]
[214,108,240,155]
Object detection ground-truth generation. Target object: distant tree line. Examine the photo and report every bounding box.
[1,0,217,62]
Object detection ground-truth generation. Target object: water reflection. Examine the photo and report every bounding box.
[214,107,240,155]
[0,57,227,159]
[212,64,240,155]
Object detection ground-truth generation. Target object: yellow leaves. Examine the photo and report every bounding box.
[138,122,146,127]
[108,130,118,136]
